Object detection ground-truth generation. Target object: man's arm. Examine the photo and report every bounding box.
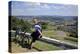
[38,29,42,38]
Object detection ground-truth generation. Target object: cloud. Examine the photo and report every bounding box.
[35,2,41,6]
[24,2,41,6]
[51,5,65,9]
[43,4,50,8]
[38,4,50,9]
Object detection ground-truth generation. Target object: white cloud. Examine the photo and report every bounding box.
[43,4,50,8]
[24,2,41,6]
[39,4,50,9]
[35,2,41,5]
[51,5,65,9]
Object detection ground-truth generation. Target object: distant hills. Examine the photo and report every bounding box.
[14,16,77,22]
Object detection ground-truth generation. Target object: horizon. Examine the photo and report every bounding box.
[10,15,78,17]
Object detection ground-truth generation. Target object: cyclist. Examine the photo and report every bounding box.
[29,18,42,49]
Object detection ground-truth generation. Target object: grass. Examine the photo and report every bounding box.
[42,30,65,40]
[42,30,57,36]
[64,36,78,44]
[34,41,63,51]
[42,30,78,45]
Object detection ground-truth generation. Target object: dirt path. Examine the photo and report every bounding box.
[11,42,37,53]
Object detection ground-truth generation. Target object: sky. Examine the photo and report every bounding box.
[10,1,78,16]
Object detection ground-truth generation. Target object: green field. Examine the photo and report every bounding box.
[42,30,78,45]
[34,41,63,51]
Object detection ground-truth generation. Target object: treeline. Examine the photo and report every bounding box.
[10,16,32,32]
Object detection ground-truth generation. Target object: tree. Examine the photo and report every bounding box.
[11,16,32,32]
[40,22,48,30]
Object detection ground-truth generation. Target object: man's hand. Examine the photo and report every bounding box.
[39,35,42,38]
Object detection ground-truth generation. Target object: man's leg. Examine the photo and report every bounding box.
[29,38,36,49]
